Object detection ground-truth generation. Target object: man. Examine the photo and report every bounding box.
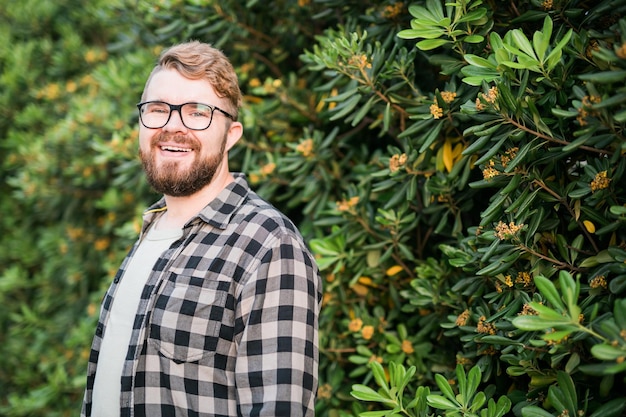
[81,41,322,417]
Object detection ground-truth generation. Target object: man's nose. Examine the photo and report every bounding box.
[163,108,187,132]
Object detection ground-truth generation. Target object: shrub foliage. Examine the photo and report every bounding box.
[1,0,625,416]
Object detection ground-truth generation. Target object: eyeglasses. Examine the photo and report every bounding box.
[137,101,235,131]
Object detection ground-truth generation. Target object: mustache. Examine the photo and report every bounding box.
[151,132,200,148]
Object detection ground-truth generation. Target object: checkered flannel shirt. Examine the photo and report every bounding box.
[81,173,322,417]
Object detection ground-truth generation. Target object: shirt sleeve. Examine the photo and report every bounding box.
[234,232,321,416]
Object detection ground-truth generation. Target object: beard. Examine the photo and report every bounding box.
[140,132,227,197]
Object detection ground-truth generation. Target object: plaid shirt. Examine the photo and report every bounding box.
[82,174,321,417]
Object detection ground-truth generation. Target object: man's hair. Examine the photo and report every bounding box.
[143,41,242,120]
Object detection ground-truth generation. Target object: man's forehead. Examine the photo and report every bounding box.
[144,69,219,103]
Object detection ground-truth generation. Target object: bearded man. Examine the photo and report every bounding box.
[81,41,321,417]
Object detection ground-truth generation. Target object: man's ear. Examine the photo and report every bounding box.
[224,121,243,152]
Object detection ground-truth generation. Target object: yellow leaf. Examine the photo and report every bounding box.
[583,220,596,233]
[452,142,465,159]
[358,276,373,286]
[329,88,338,110]
[315,97,326,112]
[244,95,263,104]
[351,283,369,296]
[386,265,403,276]
[443,139,453,172]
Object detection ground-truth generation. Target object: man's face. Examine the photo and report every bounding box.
[138,68,234,197]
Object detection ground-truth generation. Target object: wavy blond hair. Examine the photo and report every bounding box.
[143,41,242,120]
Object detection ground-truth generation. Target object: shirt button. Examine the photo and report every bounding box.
[96,323,104,336]
[114,276,120,283]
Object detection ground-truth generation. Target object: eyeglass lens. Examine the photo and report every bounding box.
[139,102,214,130]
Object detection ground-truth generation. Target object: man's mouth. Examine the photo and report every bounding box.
[160,145,192,153]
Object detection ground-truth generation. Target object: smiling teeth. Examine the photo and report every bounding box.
[162,146,191,152]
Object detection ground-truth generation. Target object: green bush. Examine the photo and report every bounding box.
[1,1,625,416]
[0,1,153,414]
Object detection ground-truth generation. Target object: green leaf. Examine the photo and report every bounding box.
[565,353,581,374]
[359,411,397,417]
[351,95,376,126]
[529,302,570,321]
[588,398,626,417]
[456,364,467,403]
[383,101,391,133]
[609,275,626,294]
[417,39,451,50]
[464,35,485,43]
[512,315,571,331]
[397,364,417,395]
[546,389,567,417]
[458,8,488,23]
[492,396,513,417]
[462,71,501,85]
[555,234,570,262]
[614,299,626,329]
[534,275,566,311]
[545,29,573,71]
[407,4,433,21]
[465,366,481,406]
[510,29,537,59]
[464,54,497,69]
[479,335,524,346]
[351,384,393,403]
[476,254,517,276]
[591,344,626,361]
[426,0,445,21]
[533,16,552,62]
[330,93,362,120]
[475,133,509,165]
[503,140,535,173]
[542,329,575,341]
[434,373,456,402]
[370,360,390,394]
[558,271,579,316]
[501,60,534,70]
[418,122,443,152]
[427,394,459,410]
[551,108,578,118]
[500,173,523,195]
[521,405,557,417]
[327,87,359,102]
[556,371,577,414]
[578,70,626,83]
[474,123,502,137]
[470,391,486,412]
[570,235,584,264]
[399,28,447,40]
[309,238,342,256]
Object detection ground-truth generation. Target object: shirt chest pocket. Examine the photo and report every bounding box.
[148,274,229,363]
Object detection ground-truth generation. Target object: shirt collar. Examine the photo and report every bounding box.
[142,173,251,231]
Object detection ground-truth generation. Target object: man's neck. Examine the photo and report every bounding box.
[158,171,235,230]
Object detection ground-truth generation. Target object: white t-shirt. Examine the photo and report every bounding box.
[91,223,182,417]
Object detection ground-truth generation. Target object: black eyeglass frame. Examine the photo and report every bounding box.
[137,101,236,131]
